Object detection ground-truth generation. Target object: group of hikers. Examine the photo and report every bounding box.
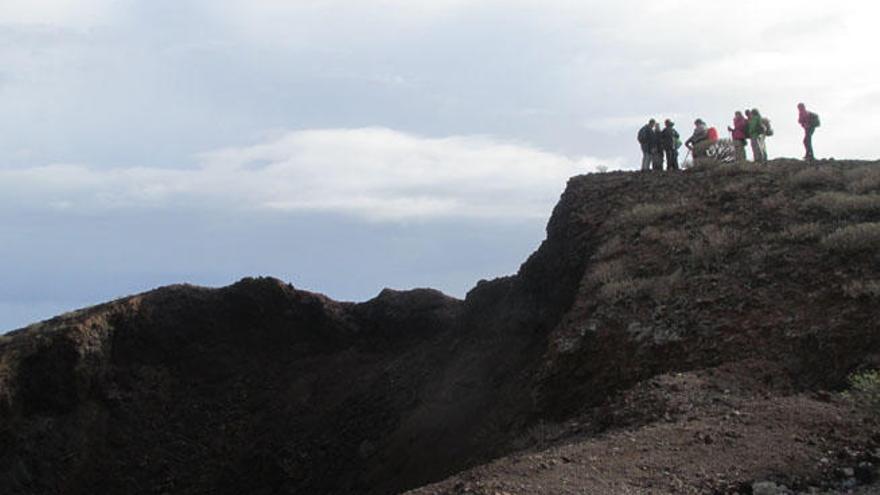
[637,102,821,171]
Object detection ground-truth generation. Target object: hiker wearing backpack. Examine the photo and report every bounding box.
[798,103,819,161]
[651,122,664,171]
[727,111,747,162]
[747,108,767,163]
[638,119,656,171]
[660,119,680,171]
[685,118,709,163]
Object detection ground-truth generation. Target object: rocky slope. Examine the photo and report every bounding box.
[2,159,880,494]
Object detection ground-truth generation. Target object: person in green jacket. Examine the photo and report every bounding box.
[747,108,767,163]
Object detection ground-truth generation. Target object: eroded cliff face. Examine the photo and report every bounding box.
[3,160,880,494]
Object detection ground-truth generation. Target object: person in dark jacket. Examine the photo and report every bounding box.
[798,102,818,161]
[660,119,680,170]
[637,119,656,171]
[685,118,709,163]
[651,122,664,171]
[727,111,747,161]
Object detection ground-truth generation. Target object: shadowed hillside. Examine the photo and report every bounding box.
[2,159,880,494]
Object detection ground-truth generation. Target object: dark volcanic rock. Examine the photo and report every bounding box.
[3,160,880,494]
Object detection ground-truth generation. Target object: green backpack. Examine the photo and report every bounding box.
[809,112,821,128]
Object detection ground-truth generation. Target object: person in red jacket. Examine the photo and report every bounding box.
[798,103,818,161]
[727,110,748,162]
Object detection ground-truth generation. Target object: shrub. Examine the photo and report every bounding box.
[821,223,880,252]
[595,235,624,259]
[689,224,741,268]
[780,222,825,243]
[845,166,880,194]
[588,260,628,285]
[787,167,844,190]
[598,278,643,301]
[618,201,685,227]
[846,370,880,413]
[842,280,880,299]
[640,226,689,250]
[597,271,682,303]
[711,161,767,177]
[761,192,790,211]
[804,192,880,216]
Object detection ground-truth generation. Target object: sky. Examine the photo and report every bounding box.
[2,0,878,331]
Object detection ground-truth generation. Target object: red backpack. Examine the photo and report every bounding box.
[707,127,719,142]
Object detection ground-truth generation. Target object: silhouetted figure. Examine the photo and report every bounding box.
[747,108,767,163]
[728,111,747,161]
[660,119,680,170]
[638,119,656,171]
[798,102,820,161]
[651,122,664,171]
[685,118,709,164]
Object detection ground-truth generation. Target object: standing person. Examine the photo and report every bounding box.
[660,119,680,170]
[798,102,820,161]
[685,118,709,165]
[637,119,656,171]
[744,109,753,160]
[747,108,767,163]
[651,122,664,171]
[727,111,748,161]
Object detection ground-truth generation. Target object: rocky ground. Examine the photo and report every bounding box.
[2,159,879,494]
[409,360,880,494]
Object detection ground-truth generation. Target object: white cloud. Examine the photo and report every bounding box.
[0,0,120,28]
[0,128,619,221]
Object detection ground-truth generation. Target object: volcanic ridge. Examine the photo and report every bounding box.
[2,159,880,494]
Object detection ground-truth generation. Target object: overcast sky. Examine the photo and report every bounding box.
[2,1,878,331]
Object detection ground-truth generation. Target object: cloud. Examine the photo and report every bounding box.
[0,128,619,221]
[0,0,120,28]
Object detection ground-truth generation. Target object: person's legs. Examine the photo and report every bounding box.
[804,127,815,160]
[758,136,767,163]
[642,150,652,171]
[734,139,746,161]
[666,149,678,170]
[750,138,760,162]
[652,151,664,171]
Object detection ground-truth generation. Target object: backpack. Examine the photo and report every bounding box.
[637,125,651,144]
[762,118,774,137]
[707,127,719,142]
[809,112,821,128]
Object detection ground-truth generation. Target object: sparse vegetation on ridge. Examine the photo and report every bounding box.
[846,370,880,412]
[822,222,880,252]
[617,200,686,227]
[5,159,880,495]
[805,192,880,216]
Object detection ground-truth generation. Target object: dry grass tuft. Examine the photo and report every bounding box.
[588,260,628,285]
[619,201,686,227]
[842,280,880,299]
[710,161,768,177]
[805,192,880,216]
[787,167,844,190]
[821,223,880,252]
[780,222,825,243]
[688,224,741,268]
[597,271,683,302]
[595,235,624,260]
[761,192,790,211]
[845,166,880,194]
[640,226,690,250]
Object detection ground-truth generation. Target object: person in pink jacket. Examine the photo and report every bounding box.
[727,111,748,161]
[798,103,819,161]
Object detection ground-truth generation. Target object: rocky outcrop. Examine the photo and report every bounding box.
[2,160,880,494]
